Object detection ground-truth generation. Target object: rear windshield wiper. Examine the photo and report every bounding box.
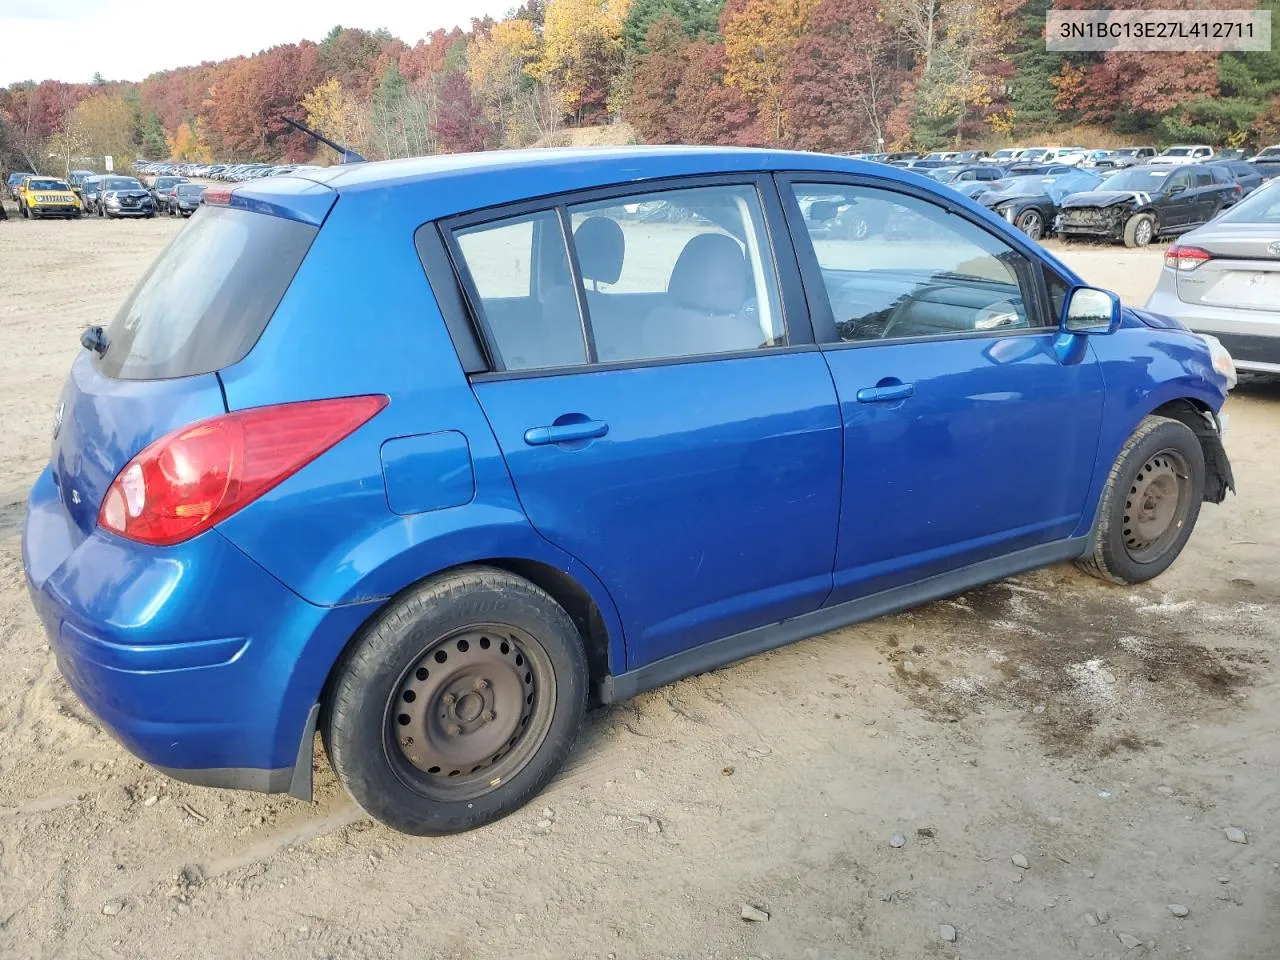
[81,325,109,356]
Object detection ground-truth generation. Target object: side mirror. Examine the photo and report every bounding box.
[809,199,840,223]
[1063,286,1121,335]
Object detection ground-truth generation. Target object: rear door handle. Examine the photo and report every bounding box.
[856,383,914,403]
[523,420,609,446]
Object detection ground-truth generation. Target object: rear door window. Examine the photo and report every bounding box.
[98,205,317,379]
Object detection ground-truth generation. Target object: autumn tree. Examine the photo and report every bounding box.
[721,0,820,142]
[433,70,494,152]
[469,17,545,145]
[302,78,363,149]
[677,39,762,144]
[531,0,631,122]
[782,0,902,152]
[626,16,691,142]
[69,94,138,166]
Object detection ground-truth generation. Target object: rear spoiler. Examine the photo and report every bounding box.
[204,177,337,227]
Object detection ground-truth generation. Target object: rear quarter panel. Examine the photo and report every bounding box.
[214,194,629,672]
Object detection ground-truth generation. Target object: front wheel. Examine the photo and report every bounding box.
[1123,213,1155,248]
[1078,415,1205,584]
[323,566,589,835]
[1015,209,1044,241]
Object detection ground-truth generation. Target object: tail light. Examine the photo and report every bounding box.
[98,395,387,546]
[1164,245,1212,271]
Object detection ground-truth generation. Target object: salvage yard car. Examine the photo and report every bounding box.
[15,176,82,219]
[96,176,156,218]
[22,146,1235,836]
[1056,164,1240,247]
[1145,178,1280,373]
[978,170,1102,240]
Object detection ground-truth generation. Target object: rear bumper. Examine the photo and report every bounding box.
[1145,286,1280,373]
[22,466,376,795]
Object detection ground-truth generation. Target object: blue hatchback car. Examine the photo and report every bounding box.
[23,147,1236,834]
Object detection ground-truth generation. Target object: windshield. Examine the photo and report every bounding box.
[1218,181,1280,224]
[1044,171,1102,203]
[991,150,1016,159]
[1257,147,1280,158]
[1102,168,1170,192]
[991,176,1052,197]
[1019,149,1048,161]
[100,205,318,379]
[28,179,68,190]
[928,167,963,182]
[105,177,142,190]
[1161,148,1192,157]
[177,184,205,196]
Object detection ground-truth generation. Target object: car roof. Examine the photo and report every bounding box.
[294,145,865,193]
[277,145,934,221]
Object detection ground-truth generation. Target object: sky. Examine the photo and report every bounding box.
[0,0,513,86]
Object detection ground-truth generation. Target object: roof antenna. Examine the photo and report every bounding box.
[282,116,366,163]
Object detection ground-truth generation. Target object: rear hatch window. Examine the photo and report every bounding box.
[97,205,317,380]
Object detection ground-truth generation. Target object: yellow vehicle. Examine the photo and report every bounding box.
[16,175,82,219]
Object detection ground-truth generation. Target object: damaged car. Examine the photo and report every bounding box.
[978,170,1102,241]
[1056,164,1240,247]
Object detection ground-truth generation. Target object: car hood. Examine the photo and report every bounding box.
[981,192,1044,209]
[1124,304,1189,332]
[1059,190,1149,210]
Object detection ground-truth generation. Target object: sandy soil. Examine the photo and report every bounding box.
[2,214,1279,960]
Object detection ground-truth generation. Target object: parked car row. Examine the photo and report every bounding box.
[136,159,325,182]
[850,144,1280,180]
[919,157,1262,248]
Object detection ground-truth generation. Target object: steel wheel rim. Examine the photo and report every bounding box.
[1123,449,1191,563]
[383,623,555,802]
[1020,211,1042,240]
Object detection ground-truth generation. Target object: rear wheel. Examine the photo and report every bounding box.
[1078,415,1205,584]
[323,566,588,835]
[1123,213,1155,248]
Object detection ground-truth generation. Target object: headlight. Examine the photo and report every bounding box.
[1201,334,1237,390]
[997,205,1015,222]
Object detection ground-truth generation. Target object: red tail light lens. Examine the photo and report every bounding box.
[1164,245,1212,272]
[98,395,387,546]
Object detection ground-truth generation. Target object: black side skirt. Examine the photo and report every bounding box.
[598,537,1088,703]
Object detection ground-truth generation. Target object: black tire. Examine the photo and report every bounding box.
[1015,208,1044,241]
[1123,213,1155,248]
[323,566,588,835]
[1077,415,1205,585]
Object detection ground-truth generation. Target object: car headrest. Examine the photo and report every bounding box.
[574,216,625,285]
[668,233,747,314]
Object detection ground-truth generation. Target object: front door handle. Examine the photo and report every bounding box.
[856,383,914,403]
[523,419,609,446]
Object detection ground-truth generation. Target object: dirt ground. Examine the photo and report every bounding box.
[2,213,1279,960]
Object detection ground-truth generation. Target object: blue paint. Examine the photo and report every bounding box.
[380,431,475,515]
[23,146,1232,787]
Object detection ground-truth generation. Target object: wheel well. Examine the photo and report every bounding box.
[1150,398,1234,503]
[484,558,612,684]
